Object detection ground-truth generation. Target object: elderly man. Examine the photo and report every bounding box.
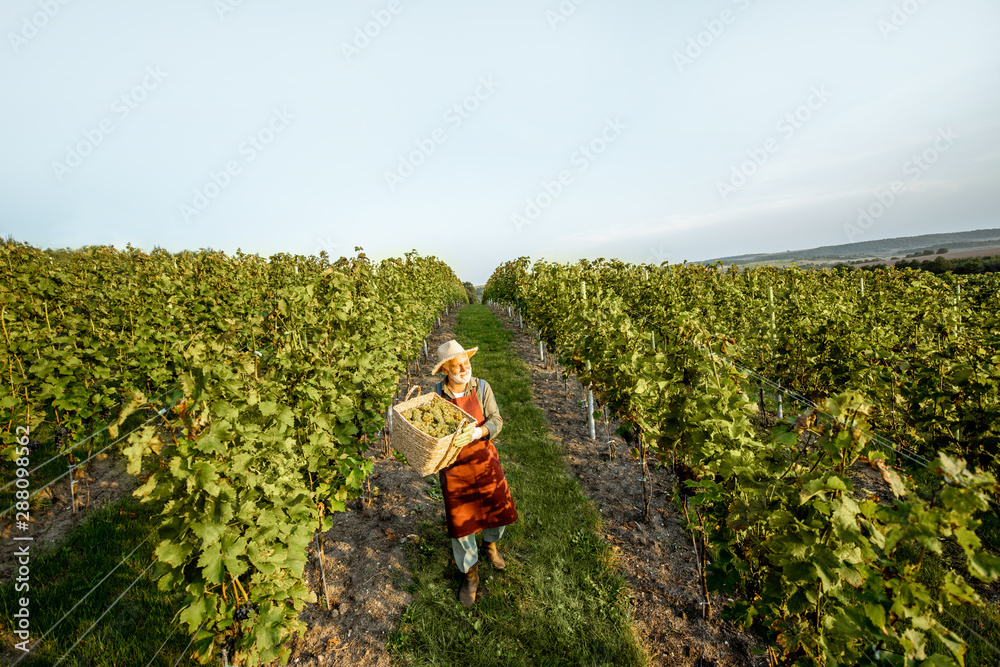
[432,339,518,608]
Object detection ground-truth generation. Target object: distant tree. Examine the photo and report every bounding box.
[921,249,934,256]
[955,258,983,275]
[462,281,478,304]
[891,257,900,260]
[936,247,949,254]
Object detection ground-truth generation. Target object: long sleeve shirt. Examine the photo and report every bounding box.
[435,377,503,440]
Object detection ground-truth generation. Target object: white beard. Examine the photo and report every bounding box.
[449,369,471,385]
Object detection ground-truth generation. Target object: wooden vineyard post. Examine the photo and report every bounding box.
[683,496,711,618]
[955,283,961,337]
[768,286,783,420]
[318,538,332,610]
[68,459,77,513]
[602,404,615,460]
[585,360,595,442]
[696,511,712,618]
[638,424,650,522]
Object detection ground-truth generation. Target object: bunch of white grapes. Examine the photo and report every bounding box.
[402,401,466,438]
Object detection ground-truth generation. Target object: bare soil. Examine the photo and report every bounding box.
[283,311,461,666]
[284,304,773,667]
[7,303,989,666]
[1,302,805,666]
[0,449,137,579]
[489,306,768,667]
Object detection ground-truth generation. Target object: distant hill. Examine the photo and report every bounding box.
[702,228,1000,267]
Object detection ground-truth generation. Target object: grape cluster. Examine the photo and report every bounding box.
[25,438,40,452]
[53,426,70,448]
[233,602,258,621]
[402,401,466,438]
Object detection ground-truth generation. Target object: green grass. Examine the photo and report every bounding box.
[886,540,1000,666]
[389,304,648,667]
[0,495,197,666]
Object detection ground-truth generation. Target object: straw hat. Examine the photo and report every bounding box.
[432,340,479,375]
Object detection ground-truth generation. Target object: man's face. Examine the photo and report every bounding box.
[447,354,471,382]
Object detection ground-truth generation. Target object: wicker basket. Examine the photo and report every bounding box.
[391,385,477,476]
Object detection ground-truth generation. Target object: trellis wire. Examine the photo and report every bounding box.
[0,385,178,496]
[52,559,157,666]
[0,405,173,520]
[143,620,183,667]
[12,533,156,664]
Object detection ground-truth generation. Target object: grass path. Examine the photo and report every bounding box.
[0,495,198,666]
[390,305,648,667]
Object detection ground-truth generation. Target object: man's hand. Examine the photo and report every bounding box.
[451,424,483,448]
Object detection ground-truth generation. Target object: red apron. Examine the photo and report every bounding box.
[438,385,518,539]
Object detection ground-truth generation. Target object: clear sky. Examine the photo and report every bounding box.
[2,0,998,285]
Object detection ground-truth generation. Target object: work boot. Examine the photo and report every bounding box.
[459,562,479,609]
[483,541,506,570]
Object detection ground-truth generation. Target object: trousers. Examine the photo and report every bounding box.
[452,525,507,573]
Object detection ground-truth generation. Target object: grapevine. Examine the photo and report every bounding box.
[0,240,469,664]
[484,257,1000,666]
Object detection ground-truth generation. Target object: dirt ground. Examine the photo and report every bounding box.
[0,448,137,578]
[0,302,798,666]
[283,308,463,666]
[5,302,985,666]
[284,304,770,667]
[488,306,768,667]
